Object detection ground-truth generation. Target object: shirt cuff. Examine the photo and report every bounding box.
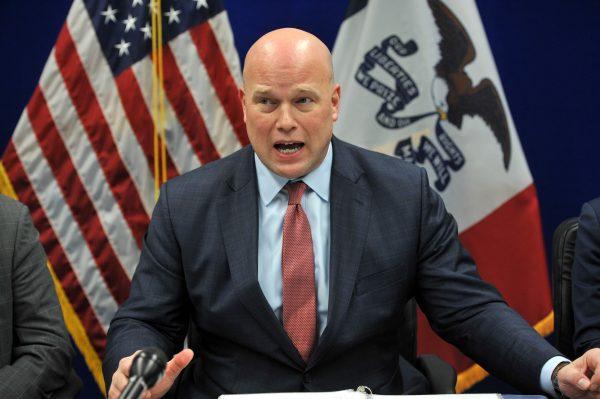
[540,355,570,397]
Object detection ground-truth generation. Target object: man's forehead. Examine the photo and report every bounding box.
[243,31,334,88]
[244,60,332,90]
[246,55,328,77]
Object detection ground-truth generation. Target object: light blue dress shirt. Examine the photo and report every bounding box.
[253,142,566,391]
[255,142,332,336]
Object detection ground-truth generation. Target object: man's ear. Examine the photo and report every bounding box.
[239,87,247,123]
[331,84,341,122]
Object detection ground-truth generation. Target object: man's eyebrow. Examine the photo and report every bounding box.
[250,86,320,98]
[251,87,272,96]
[295,87,320,98]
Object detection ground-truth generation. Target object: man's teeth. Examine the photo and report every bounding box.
[275,143,303,154]
[280,147,300,154]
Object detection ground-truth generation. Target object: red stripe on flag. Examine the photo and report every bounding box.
[189,22,248,146]
[417,184,551,372]
[2,142,107,356]
[460,184,551,321]
[115,69,179,180]
[162,45,220,164]
[54,24,149,247]
[26,86,131,304]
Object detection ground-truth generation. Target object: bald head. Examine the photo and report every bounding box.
[243,28,334,87]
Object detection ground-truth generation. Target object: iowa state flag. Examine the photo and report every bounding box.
[332,0,552,391]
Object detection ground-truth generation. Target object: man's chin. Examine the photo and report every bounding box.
[272,163,310,180]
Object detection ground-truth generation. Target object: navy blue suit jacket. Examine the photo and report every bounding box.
[573,197,600,355]
[104,137,559,397]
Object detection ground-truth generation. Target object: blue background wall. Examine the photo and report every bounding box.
[0,1,599,396]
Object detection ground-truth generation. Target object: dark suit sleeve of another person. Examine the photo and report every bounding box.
[572,198,600,355]
[414,170,560,393]
[103,183,191,390]
[0,197,76,398]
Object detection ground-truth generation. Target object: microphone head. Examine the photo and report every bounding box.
[130,347,168,388]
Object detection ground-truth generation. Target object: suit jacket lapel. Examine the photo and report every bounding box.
[218,147,304,368]
[308,137,372,369]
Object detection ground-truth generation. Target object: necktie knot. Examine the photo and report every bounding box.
[285,181,308,205]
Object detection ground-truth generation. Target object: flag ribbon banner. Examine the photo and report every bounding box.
[332,0,553,391]
[0,0,247,393]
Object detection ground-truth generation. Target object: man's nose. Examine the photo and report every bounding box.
[276,104,297,133]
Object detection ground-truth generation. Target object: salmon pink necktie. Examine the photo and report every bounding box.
[282,181,317,362]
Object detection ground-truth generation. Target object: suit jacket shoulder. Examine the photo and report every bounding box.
[0,193,27,227]
[331,136,423,186]
[164,145,254,199]
[586,197,600,216]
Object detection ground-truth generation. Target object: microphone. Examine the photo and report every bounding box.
[119,347,168,399]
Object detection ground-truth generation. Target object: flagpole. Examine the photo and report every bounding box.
[151,0,166,201]
[157,1,168,185]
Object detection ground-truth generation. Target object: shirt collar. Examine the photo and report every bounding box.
[255,141,332,206]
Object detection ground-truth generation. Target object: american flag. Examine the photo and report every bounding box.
[0,0,246,393]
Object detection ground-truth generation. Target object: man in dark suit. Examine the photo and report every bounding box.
[0,194,81,398]
[104,28,600,399]
[573,197,600,355]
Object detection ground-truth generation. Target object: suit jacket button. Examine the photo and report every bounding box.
[303,374,311,384]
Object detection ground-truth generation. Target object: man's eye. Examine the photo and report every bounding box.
[296,97,312,104]
[258,98,275,105]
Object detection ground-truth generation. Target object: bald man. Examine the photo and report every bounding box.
[104,29,600,399]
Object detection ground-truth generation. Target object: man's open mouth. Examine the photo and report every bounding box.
[274,142,304,154]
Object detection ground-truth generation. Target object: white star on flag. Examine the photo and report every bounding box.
[140,23,151,40]
[194,0,209,10]
[122,14,137,32]
[132,0,144,7]
[164,7,181,24]
[115,39,131,56]
[101,5,118,24]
